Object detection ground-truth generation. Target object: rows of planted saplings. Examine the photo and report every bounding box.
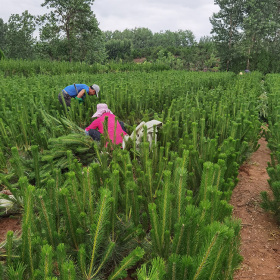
[0,59,172,77]
[261,74,280,223]
[0,69,264,279]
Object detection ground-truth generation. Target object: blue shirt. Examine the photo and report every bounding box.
[63,84,89,98]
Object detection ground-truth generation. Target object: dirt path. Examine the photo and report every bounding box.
[231,137,280,280]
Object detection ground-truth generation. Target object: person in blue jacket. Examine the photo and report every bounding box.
[58,83,100,106]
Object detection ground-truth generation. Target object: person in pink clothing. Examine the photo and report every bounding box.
[85,103,127,146]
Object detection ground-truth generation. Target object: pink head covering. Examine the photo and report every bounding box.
[92,103,113,118]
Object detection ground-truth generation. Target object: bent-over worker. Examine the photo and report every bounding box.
[85,103,127,146]
[58,84,100,106]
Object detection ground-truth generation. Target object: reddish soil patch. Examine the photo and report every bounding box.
[231,137,280,280]
[0,215,21,243]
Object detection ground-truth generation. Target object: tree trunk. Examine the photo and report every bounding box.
[246,35,255,70]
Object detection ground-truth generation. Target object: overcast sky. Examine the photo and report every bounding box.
[0,0,220,40]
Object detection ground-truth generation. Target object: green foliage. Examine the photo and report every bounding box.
[5,11,36,59]
[155,50,184,70]
[108,247,145,280]
[105,39,132,60]
[257,91,268,121]
[0,49,5,60]
[1,0,280,72]
[137,257,166,280]
[40,0,102,62]
[6,262,26,280]
[260,74,280,224]
[0,64,266,279]
[210,0,280,72]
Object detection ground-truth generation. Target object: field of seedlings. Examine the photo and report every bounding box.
[261,74,280,223]
[0,62,272,279]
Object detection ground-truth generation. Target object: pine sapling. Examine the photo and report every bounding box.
[10,147,24,179]
[6,231,14,266]
[108,247,145,280]
[78,244,87,277]
[31,145,40,188]
[137,257,166,280]
[40,244,54,279]
[59,187,79,250]
[87,188,112,279]
[6,262,26,280]
[110,169,120,240]
[61,260,76,280]
[38,190,56,247]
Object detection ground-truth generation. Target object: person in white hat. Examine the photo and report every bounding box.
[85,103,127,146]
[58,83,100,106]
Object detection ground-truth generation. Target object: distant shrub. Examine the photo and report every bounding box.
[0,49,5,60]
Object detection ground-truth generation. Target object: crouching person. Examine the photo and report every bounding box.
[85,103,127,147]
[58,83,100,106]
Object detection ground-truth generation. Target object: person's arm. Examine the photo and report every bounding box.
[77,89,86,98]
[75,88,86,103]
[85,118,99,131]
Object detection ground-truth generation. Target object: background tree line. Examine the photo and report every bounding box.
[0,0,280,73]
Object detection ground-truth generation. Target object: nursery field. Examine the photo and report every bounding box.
[0,63,279,279]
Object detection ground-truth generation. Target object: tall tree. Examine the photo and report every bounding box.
[41,0,103,62]
[153,30,195,48]
[176,29,196,47]
[267,0,280,72]
[36,13,65,60]
[105,39,132,60]
[211,0,280,72]
[0,18,7,52]
[242,0,280,70]
[5,11,36,59]
[210,0,244,71]
[132,27,154,50]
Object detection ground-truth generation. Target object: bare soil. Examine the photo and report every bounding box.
[0,137,279,279]
[231,137,280,280]
[133,57,146,63]
[0,215,21,243]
